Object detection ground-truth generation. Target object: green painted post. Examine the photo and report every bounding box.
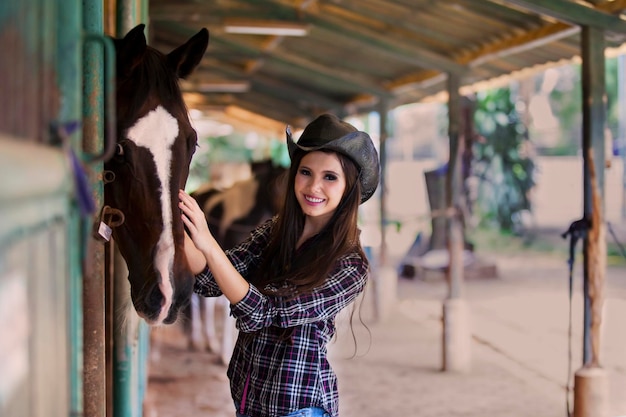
[113,4,152,417]
[141,0,149,38]
[114,0,137,411]
[139,3,151,404]
[137,4,151,413]
[112,6,136,409]
[137,321,150,416]
[82,2,108,416]
[137,1,151,410]
[116,0,137,38]
[56,0,83,415]
[135,4,152,409]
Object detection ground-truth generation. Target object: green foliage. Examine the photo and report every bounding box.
[467,225,561,257]
[542,58,620,154]
[468,223,625,267]
[269,138,291,168]
[546,66,581,153]
[605,57,620,141]
[472,87,536,233]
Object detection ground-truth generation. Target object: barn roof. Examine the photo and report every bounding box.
[149,0,626,133]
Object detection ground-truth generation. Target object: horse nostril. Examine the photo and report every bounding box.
[147,285,164,310]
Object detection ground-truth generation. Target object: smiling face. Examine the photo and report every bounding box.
[294,151,347,225]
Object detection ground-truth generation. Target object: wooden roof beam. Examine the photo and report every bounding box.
[461,22,579,66]
[268,0,468,75]
[250,75,345,111]
[384,21,577,91]
[227,97,310,126]
[154,26,393,99]
[500,0,626,36]
[213,107,286,135]
[151,3,465,75]
[208,35,393,97]
[188,92,312,125]
[186,65,345,111]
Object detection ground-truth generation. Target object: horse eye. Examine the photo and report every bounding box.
[187,133,198,154]
[113,143,126,163]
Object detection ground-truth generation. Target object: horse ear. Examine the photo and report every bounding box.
[167,28,209,79]
[114,24,148,76]
[125,24,147,43]
[116,24,147,52]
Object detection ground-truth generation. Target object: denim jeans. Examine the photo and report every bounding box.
[235,404,330,417]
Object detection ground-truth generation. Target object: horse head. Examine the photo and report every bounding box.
[105,24,209,325]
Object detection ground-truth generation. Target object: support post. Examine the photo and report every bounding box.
[374,99,391,321]
[618,55,626,220]
[378,99,389,267]
[57,0,83,414]
[113,4,151,417]
[442,73,471,372]
[82,1,106,416]
[574,25,609,417]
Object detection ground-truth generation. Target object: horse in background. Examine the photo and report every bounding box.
[195,160,287,248]
[187,160,287,364]
[104,24,209,325]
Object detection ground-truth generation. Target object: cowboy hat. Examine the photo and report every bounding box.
[286,114,380,204]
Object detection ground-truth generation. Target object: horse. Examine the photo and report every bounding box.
[104,24,209,325]
[195,160,287,248]
[186,160,287,363]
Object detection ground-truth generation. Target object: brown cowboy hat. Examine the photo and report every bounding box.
[286,113,380,204]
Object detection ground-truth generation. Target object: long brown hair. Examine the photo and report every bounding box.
[251,149,368,295]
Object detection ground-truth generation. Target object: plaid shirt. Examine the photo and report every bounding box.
[194,218,369,417]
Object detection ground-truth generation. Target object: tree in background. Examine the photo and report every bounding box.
[537,58,619,155]
[472,86,536,233]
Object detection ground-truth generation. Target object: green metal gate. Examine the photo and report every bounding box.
[0,0,148,417]
[0,1,150,416]
[0,1,81,416]
[0,139,74,417]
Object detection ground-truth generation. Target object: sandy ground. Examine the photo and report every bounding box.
[143,242,626,417]
[143,157,626,416]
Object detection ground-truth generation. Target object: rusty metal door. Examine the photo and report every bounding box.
[0,1,79,416]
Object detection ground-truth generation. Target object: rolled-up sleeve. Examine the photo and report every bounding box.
[193,218,274,297]
[193,265,222,297]
[230,253,368,333]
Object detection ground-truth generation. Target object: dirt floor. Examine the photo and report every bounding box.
[142,227,626,417]
[143,325,234,417]
[143,158,626,417]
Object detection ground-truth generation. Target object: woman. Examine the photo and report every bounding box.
[180,113,380,417]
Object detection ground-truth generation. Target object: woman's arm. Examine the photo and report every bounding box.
[179,190,250,304]
[184,232,208,274]
[232,253,368,333]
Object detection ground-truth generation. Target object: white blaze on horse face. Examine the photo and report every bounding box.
[127,105,178,324]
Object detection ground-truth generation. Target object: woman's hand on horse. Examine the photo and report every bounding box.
[179,190,215,255]
[179,189,250,302]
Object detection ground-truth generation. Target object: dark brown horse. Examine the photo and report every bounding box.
[104,24,209,325]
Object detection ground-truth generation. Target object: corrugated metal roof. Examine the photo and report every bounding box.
[148,0,626,131]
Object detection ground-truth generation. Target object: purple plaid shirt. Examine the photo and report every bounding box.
[194,218,369,417]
